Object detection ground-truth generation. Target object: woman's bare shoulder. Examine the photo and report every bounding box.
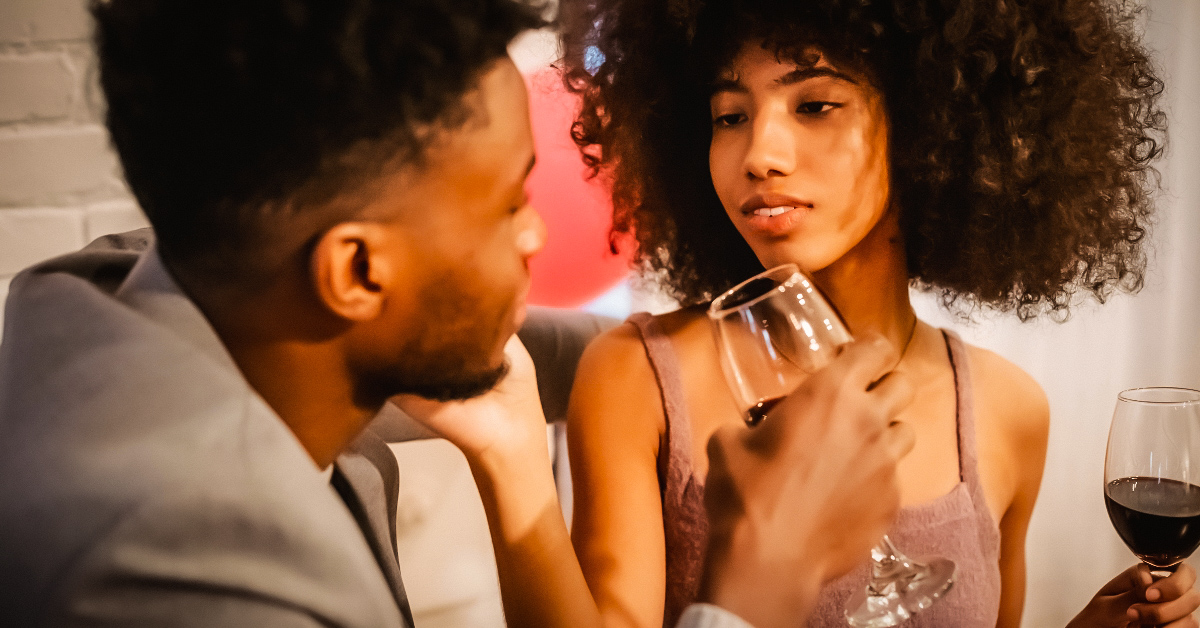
[573,321,655,395]
[568,316,666,442]
[569,306,711,435]
[654,304,715,353]
[963,343,1050,458]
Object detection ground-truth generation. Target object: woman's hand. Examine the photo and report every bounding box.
[1068,563,1200,627]
[391,334,548,466]
[396,335,598,628]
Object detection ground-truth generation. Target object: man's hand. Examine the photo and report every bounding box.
[698,333,916,628]
[392,334,548,466]
[1069,563,1200,627]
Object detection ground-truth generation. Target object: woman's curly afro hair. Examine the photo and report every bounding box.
[561,0,1166,319]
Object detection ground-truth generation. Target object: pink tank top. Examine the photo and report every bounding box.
[627,313,1002,627]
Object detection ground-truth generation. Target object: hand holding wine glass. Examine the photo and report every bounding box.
[708,264,956,627]
[1095,387,1200,627]
[699,333,916,628]
[1105,388,1200,577]
[1067,562,1200,627]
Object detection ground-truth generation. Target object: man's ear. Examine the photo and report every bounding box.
[310,222,399,322]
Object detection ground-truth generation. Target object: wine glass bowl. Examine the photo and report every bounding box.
[708,264,851,425]
[1104,387,1200,577]
[708,264,955,626]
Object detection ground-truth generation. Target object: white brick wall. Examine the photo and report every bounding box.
[0,0,93,43]
[0,0,147,343]
[0,9,559,346]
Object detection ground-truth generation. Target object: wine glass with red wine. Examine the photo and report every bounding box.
[1105,387,1200,578]
[708,264,955,627]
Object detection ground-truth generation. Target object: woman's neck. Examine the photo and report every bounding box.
[812,209,916,353]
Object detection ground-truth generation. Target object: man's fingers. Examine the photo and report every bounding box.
[824,333,899,390]
[705,424,735,472]
[884,420,916,461]
[703,424,750,525]
[707,423,754,484]
[866,368,915,420]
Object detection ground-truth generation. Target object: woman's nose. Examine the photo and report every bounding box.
[743,112,798,180]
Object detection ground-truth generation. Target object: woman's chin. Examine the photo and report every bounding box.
[753,245,838,277]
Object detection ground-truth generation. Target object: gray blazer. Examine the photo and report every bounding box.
[0,230,617,627]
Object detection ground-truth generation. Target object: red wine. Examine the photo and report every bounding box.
[746,396,784,426]
[1105,476,1200,568]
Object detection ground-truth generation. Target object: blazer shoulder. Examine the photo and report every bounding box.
[40,478,401,627]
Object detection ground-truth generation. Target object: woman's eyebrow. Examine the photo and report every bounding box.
[776,66,858,86]
[710,76,744,94]
[710,66,858,95]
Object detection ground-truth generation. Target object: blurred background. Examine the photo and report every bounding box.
[0,0,1197,625]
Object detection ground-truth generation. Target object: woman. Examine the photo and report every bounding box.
[559,0,1193,626]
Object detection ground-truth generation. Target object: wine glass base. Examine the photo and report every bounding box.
[845,557,957,628]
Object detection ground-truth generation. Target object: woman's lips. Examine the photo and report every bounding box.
[741,204,812,236]
[738,193,814,236]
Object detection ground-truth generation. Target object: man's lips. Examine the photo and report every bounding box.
[513,284,530,329]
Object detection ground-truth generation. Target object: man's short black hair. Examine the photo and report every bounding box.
[92,0,544,278]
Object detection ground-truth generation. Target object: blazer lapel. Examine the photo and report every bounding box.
[332,428,415,627]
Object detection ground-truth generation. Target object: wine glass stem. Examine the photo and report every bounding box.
[1148,563,1179,580]
[870,535,909,580]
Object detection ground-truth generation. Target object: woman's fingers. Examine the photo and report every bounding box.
[1160,614,1200,628]
[1148,563,1198,602]
[1131,588,1200,625]
[1129,564,1200,625]
[1094,564,1150,597]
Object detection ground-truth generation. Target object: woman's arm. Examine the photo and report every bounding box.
[567,322,674,628]
[973,349,1050,628]
[394,337,602,628]
[994,393,1049,628]
[398,326,669,628]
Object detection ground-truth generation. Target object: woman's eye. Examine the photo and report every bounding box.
[712,113,746,127]
[797,101,838,115]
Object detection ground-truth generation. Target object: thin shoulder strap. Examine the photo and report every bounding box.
[626,312,697,501]
[942,329,980,486]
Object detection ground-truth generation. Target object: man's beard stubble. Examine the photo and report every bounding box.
[354,263,515,406]
[394,359,510,402]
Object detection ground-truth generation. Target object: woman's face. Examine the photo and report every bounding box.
[708,43,891,273]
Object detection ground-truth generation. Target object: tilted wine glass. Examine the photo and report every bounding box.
[708,263,956,627]
[1105,387,1200,579]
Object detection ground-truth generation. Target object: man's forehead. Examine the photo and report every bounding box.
[424,60,530,161]
[377,64,532,210]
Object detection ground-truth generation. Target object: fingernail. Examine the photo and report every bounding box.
[1128,607,1140,620]
[1146,587,1161,601]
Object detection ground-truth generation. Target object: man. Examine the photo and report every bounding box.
[0,1,912,626]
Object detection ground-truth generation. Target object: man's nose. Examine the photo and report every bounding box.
[517,205,548,258]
